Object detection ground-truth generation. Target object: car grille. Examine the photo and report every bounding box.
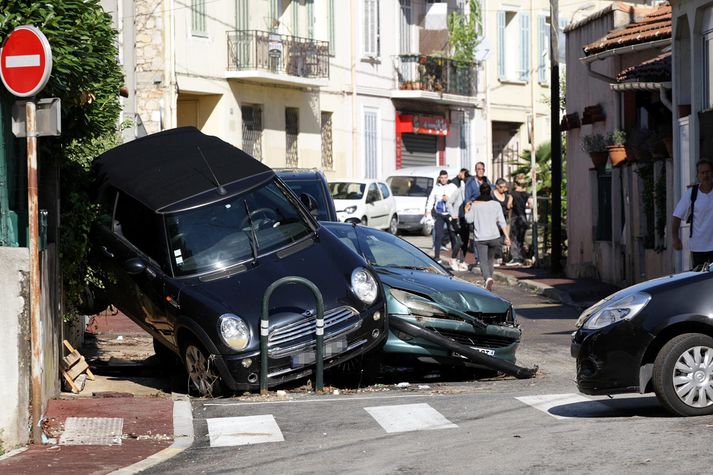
[432,328,516,349]
[465,309,513,324]
[268,306,361,350]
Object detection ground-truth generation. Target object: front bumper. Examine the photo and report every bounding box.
[397,213,424,231]
[383,314,521,366]
[571,321,653,395]
[214,304,386,391]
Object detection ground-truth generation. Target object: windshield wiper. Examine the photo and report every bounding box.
[243,200,259,265]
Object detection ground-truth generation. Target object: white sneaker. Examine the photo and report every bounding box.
[485,278,494,291]
[458,261,469,271]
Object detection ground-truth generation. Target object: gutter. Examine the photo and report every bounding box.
[580,38,671,64]
[609,82,673,111]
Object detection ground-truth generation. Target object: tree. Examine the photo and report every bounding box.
[447,0,483,63]
[0,0,124,317]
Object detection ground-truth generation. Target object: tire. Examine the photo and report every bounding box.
[182,339,224,397]
[653,333,713,416]
[360,216,368,226]
[388,215,399,235]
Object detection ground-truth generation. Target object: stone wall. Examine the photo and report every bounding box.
[135,0,168,135]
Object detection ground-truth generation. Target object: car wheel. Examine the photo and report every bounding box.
[361,216,368,226]
[183,340,223,397]
[653,333,713,416]
[388,215,398,235]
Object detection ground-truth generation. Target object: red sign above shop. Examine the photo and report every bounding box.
[396,114,449,136]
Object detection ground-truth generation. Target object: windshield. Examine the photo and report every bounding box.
[330,182,365,200]
[325,224,447,275]
[166,179,313,276]
[280,178,332,221]
[387,176,433,197]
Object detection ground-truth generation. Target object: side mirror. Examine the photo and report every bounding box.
[300,192,318,211]
[123,257,147,275]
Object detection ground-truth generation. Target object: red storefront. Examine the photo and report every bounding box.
[395,113,449,169]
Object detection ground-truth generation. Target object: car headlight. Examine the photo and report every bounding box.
[351,267,378,305]
[390,288,446,317]
[577,292,651,330]
[345,205,357,214]
[218,314,250,350]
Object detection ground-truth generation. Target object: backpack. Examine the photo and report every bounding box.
[687,185,699,238]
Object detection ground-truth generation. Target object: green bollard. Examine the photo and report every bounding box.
[260,276,325,395]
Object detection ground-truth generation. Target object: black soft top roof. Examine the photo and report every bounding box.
[92,127,272,211]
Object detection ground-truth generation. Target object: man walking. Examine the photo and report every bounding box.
[464,162,492,202]
[507,175,531,266]
[426,170,457,262]
[672,159,713,268]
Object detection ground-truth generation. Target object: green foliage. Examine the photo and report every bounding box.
[581,133,607,153]
[447,0,483,63]
[607,129,626,146]
[0,0,124,317]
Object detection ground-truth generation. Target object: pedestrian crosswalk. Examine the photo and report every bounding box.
[201,394,614,447]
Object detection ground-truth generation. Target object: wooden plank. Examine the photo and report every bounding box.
[63,351,81,368]
[66,359,89,381]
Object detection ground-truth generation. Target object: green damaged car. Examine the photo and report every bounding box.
[322,222,535,378]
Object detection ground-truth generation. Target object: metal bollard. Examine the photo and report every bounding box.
[260,276,325,395]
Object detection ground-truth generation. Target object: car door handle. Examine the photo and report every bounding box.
[101,246,115,258]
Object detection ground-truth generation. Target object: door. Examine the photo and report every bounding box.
[378,182,396,225]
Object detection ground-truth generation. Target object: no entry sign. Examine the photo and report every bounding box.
[0,25,52,97]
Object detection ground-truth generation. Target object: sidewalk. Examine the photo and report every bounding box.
[0,309,192,475]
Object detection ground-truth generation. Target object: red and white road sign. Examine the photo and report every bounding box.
[0,25,52,97]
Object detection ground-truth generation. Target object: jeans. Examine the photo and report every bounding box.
[434,214,456,259]
[475,238,502,280]
[509,215,528,262]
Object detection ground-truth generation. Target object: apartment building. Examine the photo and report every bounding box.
[102,0,486,180]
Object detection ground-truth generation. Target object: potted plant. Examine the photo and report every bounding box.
[581,133,608,169]
[606,129,627,167]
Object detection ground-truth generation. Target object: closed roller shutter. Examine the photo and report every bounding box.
[402,133,437,168]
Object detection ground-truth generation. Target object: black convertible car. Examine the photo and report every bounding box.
[90,127,387,395]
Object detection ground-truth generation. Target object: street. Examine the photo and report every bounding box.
[132,236,700,474]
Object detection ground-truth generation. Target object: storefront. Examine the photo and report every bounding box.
[395,113,448,169]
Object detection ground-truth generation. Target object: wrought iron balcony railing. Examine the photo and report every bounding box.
[227,30,330,80]
[395,54,476,97]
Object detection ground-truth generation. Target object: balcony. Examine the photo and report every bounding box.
[392,54,479,106]
[226,30,330,87]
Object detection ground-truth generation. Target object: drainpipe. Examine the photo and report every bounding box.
[350,0,358,178]
[659,84,673,112]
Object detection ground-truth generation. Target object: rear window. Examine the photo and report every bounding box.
[387,176,433,197]
[330,182,365,200]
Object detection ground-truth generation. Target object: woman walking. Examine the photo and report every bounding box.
[464,183,510,291]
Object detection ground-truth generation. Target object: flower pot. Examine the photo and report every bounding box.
[589,151,608,169]
[607,145,627,167]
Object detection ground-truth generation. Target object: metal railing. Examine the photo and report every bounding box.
[394,54,476,96]
[227,30,330,79]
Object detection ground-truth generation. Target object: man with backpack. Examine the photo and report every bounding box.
[672,159,713,269]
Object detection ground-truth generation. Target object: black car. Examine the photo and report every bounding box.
[275,168,338,222]
[572,268,713,416]
[90,127,387,396]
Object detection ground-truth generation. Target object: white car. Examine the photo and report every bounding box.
[330,179,399,233]
[386,166,459,235]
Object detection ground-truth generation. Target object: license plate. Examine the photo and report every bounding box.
[453,347,495,359]
[291,338,348,367]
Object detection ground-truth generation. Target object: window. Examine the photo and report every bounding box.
[399,0,412,54]
[363,109,378,178]
[191,0,207,36]
[378,183,391,199]
[363,0,380,57]
[292,0,300,36]
[285,108,299,167]
[366,183,380,202]
[321,112,333,169]
[236,0,248,30]
[705,32,713,109]
[538,15,550,84]
[242,105,263,161]
[114,192,166,267]
[497,10,530,82]
[595,173,612,241]
[307,0,314,39]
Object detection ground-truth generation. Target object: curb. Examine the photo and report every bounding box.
[108,394,194,475]
[492,271,576,307]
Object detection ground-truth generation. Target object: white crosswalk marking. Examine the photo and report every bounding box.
[364,403,457,433]
[515,393,609,419]
[207,415,284,447]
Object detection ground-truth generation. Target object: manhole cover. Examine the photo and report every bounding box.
[60,417,123,445]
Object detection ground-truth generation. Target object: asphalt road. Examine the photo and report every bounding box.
[142,235,712,474]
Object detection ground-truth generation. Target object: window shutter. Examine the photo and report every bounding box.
[497,11,506,79]
[364,110,378,178]
[520,12,530,82]
[538,15,547,83]
[363,0,379,56]
[328,0,335,55]
[307,0,314,38]
[400,0,411,54]
[293,0,300,36]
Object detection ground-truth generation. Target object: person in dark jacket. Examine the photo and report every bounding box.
[507,175,532,266]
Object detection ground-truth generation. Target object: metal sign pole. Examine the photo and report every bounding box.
[26,100,42,444]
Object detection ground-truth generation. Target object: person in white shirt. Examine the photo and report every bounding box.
[464,183,510,291]
[672,159,713,269]
[425,170,458,263]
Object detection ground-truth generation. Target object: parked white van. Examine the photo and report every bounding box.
[386,166,459,235]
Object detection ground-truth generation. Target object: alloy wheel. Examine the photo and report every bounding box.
[389,216,398,234]
[184,343,221,397]
[672,345,713,408]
